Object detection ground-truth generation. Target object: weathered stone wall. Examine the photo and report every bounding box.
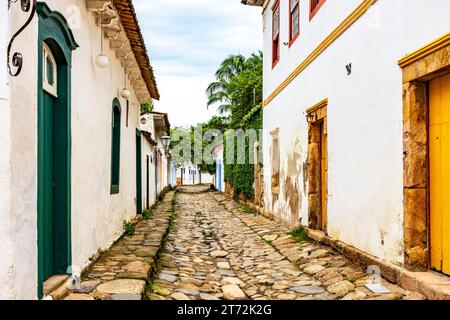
[402,82,428,270]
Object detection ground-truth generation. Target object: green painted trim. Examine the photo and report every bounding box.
[112,98,122,113]
[136,129,142,214]
[37,3,77,299]
[36,2,79,51]
[110,99,122,194]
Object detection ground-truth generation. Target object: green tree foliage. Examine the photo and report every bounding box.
[224,108,262,200]
[206,52,263,200]
[227,52,263,127]
[206,52,262,123]
[171,116,230,175]
[206,54,246,114]
[141,101,154,113]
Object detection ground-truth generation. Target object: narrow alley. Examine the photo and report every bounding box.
[146,187,422,300]
[2,0,450,304]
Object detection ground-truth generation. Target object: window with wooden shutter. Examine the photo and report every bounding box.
[310,0,326,20]
[272,0,280,67]
[111,99,122,194]
[289,0,300,45]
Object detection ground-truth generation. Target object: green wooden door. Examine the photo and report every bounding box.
[146,155,150,209]
[136,131,142,214]
[37,3,79,297]
[42,92,56,280]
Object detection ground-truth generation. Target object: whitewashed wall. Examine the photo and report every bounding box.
[154,133,170,190]
[0,3,14,300]
[201,172,214,185]
[4,0,149,298]
[141,114,157,208]
[142,140,157,209]
[262,0,450,265]
[6,2,39,299]
[169,161,177,187]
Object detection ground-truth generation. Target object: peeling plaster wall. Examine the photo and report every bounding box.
[262,0,450,265]
[0,3,14,300]
[5,0,151,298]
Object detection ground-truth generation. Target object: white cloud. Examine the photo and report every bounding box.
[133,0,262,127]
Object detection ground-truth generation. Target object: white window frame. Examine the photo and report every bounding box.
[43,43,58,98]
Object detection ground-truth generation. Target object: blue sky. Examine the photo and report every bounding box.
[133,0,262,127]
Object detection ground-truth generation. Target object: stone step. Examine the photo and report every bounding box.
[43,275,73,300]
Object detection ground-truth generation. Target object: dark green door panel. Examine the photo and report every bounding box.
[136,130,142,214]
[42,93,56,280]
[146,155,150,209]
[110,101,121,194]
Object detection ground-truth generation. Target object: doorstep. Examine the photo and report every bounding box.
[43,275,73,300]
[305,228,450,300]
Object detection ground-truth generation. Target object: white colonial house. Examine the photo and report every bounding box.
[213,144,225,192]
[140,110,174,209]
[242,0,450,278]
[0,0,162,299]
[176,164,214,186]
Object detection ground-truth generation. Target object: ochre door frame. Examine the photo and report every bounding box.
[399,32,450,270]
[307,99,328,232]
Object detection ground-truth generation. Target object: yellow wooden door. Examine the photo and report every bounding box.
[430,72,450,275]
[320,120,328,231]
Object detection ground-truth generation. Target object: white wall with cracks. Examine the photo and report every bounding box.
[261,0,450,265]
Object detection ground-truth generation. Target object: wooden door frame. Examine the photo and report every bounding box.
[36,3,78,299]
[399,33,450,271]
[307,99,328,232]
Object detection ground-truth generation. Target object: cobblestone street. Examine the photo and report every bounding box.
[147,187,424,300]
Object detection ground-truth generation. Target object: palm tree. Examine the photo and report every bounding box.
[215,55,245,81]
[206,54,245,114]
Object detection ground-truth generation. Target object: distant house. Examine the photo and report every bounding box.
[0,0,161,299]
[176,164,213,186]
[242,0,450,276]
[140,111,174,208]
[213,144,225,192]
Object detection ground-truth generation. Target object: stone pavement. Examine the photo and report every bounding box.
[147,188,424,300]
[63,191,175,300]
